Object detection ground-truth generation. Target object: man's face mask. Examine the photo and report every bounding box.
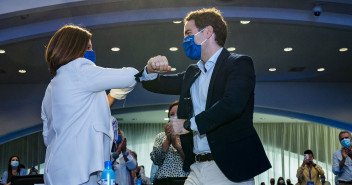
[182,28,208,60]
[341,138,351,148]
[84,51,96,63]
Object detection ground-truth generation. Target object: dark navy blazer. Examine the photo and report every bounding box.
[135,49,271,182]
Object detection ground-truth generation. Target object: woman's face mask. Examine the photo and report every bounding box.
[182,28,208,60]
[11,161,19,168]
[279,180,284,184]
[84,51,96,63]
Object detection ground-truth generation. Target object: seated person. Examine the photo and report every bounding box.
[111,129,137,185]
[150,101,189,185]
[130,151,152,185]
[296,150,325,185]
[1,156,27,185]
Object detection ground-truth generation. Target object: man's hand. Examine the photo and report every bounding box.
[342,147,348,159]
[346,148,352,158]
[121,138,127,153]
[146,55,172,73]
[171,119,190,135]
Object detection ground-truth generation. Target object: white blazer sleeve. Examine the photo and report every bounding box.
[78,61,138,92]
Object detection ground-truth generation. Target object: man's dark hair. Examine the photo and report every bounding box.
[184,8,228,47]
[339,131,351,140]
[304,150,314,157]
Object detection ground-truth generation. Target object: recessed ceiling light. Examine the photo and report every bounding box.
[171,68,176,71]
[164,118,169,121]
[339,48,348,52]
[18,69,26,73]
[0,49,5,54]
[317,68,325,72]
[165,110,169,113]
[269,68,276,72]
[240,20,250,24]
[169,47,178,51]
[111,47,120,52]
[173,21,182,24]
[284,47,293,52]
[227,47,236,51]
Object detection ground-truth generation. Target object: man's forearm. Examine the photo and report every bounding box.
[339,158,346,170]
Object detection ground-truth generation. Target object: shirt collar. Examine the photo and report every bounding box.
[197,48,223,73]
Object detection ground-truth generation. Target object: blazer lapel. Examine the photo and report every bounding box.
[206,49,230,109]
[185,65,201,92]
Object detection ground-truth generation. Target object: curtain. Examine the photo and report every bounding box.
[254,122,342,185]
[0,121,344,185]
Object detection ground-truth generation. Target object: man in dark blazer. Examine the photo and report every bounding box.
[136,8,271,185]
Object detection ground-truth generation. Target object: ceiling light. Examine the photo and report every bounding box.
[284,47,293,52]
[269,68,276,72]
[240,20,250,24]
[164,118,169,121]
[173,21,182,24]
[169,47,178,51]
[0,49,5,54]
[111,47,120,51]
[317,68,325,72]
[18,69,26,73]
[339,48,348,52]
[165,110,169,113]
[171,68,176,71]
[227,47,236,51]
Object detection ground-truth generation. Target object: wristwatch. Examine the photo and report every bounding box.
[183,119,192,131]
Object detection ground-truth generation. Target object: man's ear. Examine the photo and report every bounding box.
[206,25,214,38]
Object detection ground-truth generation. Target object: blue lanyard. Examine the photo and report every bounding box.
[309,167,312,180]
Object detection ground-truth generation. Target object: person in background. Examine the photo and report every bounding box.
[286,179,293,185]
[149,163,158,183]
[270,178,276,185]
[277,177,285,185]
[296,150,325,185]
[130,151,152,185]
[261,182,265,185]
[332,131,352,185]
[1,156,27,185]
[150,101,189,185]
[111,128,137,185]
[41,24,138,185]
[29,166,39,175]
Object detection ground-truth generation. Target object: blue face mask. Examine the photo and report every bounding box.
[84,51,96,63]
[11,161,19,168]
[341,138,351,148]
[182,28,207,60]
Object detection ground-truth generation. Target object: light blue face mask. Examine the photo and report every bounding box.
[84,51,96,63]
[11,161,19,168]
[341,138,351,148]
[182,28,208,60]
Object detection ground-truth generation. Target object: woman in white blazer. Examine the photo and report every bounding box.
[41,25,138,185]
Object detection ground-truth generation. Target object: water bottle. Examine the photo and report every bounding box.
[101,161,116,185]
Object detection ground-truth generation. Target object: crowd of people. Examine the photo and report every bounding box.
[1,6,351,185]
